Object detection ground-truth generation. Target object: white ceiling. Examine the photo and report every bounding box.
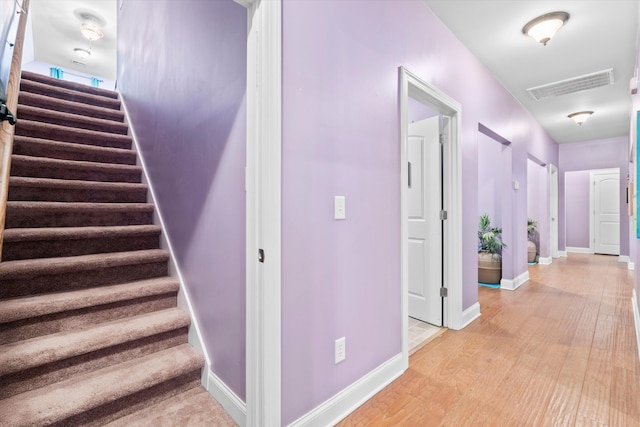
[29,0,117,80]
[426,0,640,144]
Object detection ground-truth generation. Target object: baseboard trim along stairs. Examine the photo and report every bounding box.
[0,71,236,426]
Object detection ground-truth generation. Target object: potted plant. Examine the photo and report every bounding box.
[478,214,506,284]
[527,218,538,263]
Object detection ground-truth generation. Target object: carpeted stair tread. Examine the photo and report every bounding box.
[7,176,148,203]
[19,79,121,110]
[106,387,237,427]
[0,308,190,376]
[18,91,125,122]
[0,344,203,427]
[13,135,137,164]
[0,249,169,280]
[0,277,179,324]
[17,105,129,135]
[15,120,132,149]
[3,225,161,243]
[10,154,142,182]
[21,70,119,99]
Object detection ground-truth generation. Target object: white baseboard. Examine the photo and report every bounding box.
[629,262,635,271]
[619,255,630,263]
[208,371,247,427]
[632,290,640,363]
[567,247,592,254]
[500,270,530,291]
[288,354,404,427]
[460,302,481,328]
[558,251,568,257]
[538,257,552,265]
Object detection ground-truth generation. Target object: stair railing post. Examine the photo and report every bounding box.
[0,0,29,261]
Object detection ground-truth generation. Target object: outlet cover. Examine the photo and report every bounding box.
[335,337,346,364]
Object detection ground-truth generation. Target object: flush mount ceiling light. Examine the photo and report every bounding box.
[74,48,90,60]
[568,111,593,125]
[80,22,103,41]
[522,11,570,46]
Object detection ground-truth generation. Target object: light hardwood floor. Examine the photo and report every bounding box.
[338,254,640,426]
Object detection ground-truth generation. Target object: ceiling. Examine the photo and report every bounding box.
[29,0,117,80]
[425,0,640,144]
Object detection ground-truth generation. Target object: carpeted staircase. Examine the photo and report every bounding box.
[0,71,236,426]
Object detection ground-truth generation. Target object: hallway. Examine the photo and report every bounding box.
[338,254,640,426]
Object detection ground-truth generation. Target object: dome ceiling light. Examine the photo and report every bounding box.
[568,111,593,126]
[80,22,103,41]
[522,12,570,46]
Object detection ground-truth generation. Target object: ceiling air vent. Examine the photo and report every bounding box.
[526,68,615,101]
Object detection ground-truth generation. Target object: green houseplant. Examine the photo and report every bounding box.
[478,214,506,284]
[527,218,538,263]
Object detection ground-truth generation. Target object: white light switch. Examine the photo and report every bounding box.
[513,180,520,190]
[334,196,346,220]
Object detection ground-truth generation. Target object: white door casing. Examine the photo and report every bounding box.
[407,117,442,326]
[591,169,620,255]
[550,164,559,258]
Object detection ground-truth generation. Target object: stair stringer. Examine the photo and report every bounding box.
[118,95,248,426]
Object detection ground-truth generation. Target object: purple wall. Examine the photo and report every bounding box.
[564,171,591,249]
[478,133,504,227]
[408,96,438,122]
[558,137,629,256]
[282,0,558,423]
[116,0,247,400]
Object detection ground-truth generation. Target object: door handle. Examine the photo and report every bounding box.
[408,162,412,188]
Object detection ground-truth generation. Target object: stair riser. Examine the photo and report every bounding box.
[17,109,129,135]
[10,162,142,183]
[8,185,148,203]
[0,328,188,399]
[15,123,131,150]
[0,293,178,345]
[57,372,202,427]
[18,92,124,122]
[13,139,136,165]
[5,209,153,228]
[20,80,121,110]
[0,262,169,299]
[3,234,161,261]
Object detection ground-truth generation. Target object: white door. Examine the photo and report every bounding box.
[407,116,442,326]
[550,165,559,258]
[592,171,620,255]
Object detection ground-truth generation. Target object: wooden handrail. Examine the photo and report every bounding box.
[0,0,29,261]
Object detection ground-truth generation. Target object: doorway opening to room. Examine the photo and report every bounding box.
[399,67,463,366]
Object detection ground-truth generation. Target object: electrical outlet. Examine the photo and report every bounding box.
[335,337,346,364]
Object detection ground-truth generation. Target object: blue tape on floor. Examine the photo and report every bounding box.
[478,282,500,289]
[528,261,538,265]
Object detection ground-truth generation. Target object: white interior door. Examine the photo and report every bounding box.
[407,116,441,326]
[592,170,620,255]
[550,165,558,258]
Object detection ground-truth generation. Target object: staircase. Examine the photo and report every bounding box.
[0,71,236,426]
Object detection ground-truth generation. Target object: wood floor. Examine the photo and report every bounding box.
[338,254,640,426]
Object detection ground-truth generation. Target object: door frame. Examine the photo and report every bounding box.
[549,164,559,258]
[239,0,282,425]
[589,168,620,255]
[399,67,463,370]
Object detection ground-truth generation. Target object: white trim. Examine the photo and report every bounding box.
[632,290,640,362]
[500,270,530,291]
[207,370,247,427]
[119,96,212,375]
[549,164,559,258]
[233,0,255,7]
[566,246,593,254]
[619,255,631,263]
[245,0,282,425]
[629,262,635,270]
[538,256,552,265]
[287,354,404,427]
[559,251,568,257]
[399,67,464,371]
[460,302,481,328]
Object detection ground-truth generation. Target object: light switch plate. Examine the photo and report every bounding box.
[334,196,346,219]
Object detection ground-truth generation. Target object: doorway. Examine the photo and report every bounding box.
[590,169,620,255]
[400,67,463,369]
[550,164,559,259]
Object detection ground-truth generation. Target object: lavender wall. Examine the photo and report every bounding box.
[478,133,504,226]
[282,0,558,423]
[558,137,629,256]
[565,171,591,249]
[117,0,247,400]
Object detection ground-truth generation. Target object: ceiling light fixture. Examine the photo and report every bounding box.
[568,111,593,126]
[74,48,91,60]
[80,22,103,41]
[522,11,570,46]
